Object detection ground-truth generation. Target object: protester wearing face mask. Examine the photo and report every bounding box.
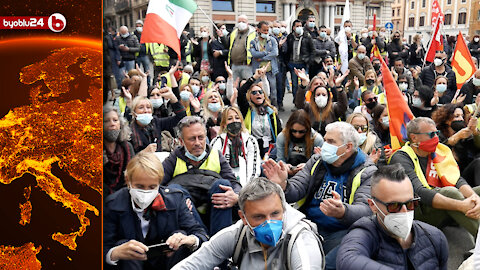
[178,84,201,117]
[386,31,408,67]
[337,164,448,270]
[372,104,391,147]
[210,23,229,81]
[211,107,261,187]
[310,25,336,80]
[276,110,324,177]
[392,58,414,92]
[459,70,480,104]
[409,34,426,67]
[263,122,377,270]
[103,105,135,198]
[348,45,373,92]
[227,14,256,82]
[117,25,140,73]
[397,75,412,101]
[408,86,437,118]
[273,20,288,112]
[353,90,376,122]
[197,70,213,100]
[213,76,230,106]
[285,20,314,108]
[191,26,213,73]
[347,113,382,164]
[361,69,385,104]
[132,20,151,87]
[432,104,480,186]
[297,69,348,136]
[129,88,186,153]
[469,35,480,61]
[201,90,224,140]
[362,26,386,57]
[188,77,202,99]
[104,152,209,270]
[371,58,382,77]
[390,117,480,239]
[236,66,282,159]
[433,75,461,105]
[419,50,457,94]
[148,87,169,118]
[161,116,241,236]
[171,177,324,269]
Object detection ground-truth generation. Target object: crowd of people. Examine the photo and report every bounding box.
[103,14,480,270]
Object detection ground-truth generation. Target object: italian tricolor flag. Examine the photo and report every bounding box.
[141,0,197,59]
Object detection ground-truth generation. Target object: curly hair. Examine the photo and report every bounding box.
[431,103,463,138]
[103,104,132,142]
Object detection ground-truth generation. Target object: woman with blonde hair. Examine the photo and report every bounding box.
[202,90,224,140]
[361,69,385,104]
[237,66,282,158]
[346,112,382,163]
[211,106,261,186]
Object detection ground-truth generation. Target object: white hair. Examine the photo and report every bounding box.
[325,122,360,148]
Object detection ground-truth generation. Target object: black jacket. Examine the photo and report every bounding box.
[419,64,457,98]
[117,34,140,61]
[284,33,313,65]
[459,78,480,105]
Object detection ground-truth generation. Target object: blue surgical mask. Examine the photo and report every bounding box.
[358,132,367,145]
[222,29,229,36]
[185,148,207,162]
[357,53,365,60]
[136,113,153,125]
[412,97,423,107]
[272,27,280,35]
[436,84,447,93]
[260,33,269,39]
[295,27,303,35]
[218,83,226,90]
[320,32,327,39]
[202,76,210,83]
[150,98,163,109]
[180,91,191,101]
[208,102,222,112]
[308,22,315,28]
[245,218,283,247]
[321,142,346,164]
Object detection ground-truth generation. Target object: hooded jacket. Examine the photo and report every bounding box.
[171,204,324,269]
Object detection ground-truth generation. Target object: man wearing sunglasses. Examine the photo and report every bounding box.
[337,164,448,269]
[390,117,480,238]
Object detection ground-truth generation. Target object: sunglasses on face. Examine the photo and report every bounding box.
[353,125,368,133]
[291,129,307,134]
[251,90,264,95]
[394,35,400,38]
[365,96,378,103]
[413,130,440,139]
[373,196,420,213]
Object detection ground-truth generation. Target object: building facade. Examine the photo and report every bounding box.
[470,0,480,37]
[403,0,471,44]
[391,0,406,33]
[103,0,392,38]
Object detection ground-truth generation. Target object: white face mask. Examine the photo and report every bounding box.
[472,77,480,87]
[374,201,414,240]
[136,27,143,33]
[399,82,408,91]
[344,27,352,33]
[412,97,423,107]
[129,186,159,211]
[315,95,328,108]
[361,33,368,39]
[433,58,444,67]
[474,38,480,43]
[201,31,208,38]
[280,27,287,33]
[191,85,200,95]
[150,98,163,109]
[295,27,304,36]
[121,33,129,38]
[237,22,247,31]
[382,116,390,127]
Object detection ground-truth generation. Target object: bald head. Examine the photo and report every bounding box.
[238,14,248,23]
[357,45,366,54]
[119,26,129,35]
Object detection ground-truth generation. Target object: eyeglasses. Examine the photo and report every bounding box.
[373,196,420,213]
[413,130,440,138]
[251,90,264,95]
[353,125,368,133]
[365,96,378,103]
[394,35,400,38]
[291,129,307,134]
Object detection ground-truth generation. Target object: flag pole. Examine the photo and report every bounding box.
[197,5,220,32]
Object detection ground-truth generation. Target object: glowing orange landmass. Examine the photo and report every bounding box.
[0,243,42,270]
[0,46,101,251]
[19,186,32,226]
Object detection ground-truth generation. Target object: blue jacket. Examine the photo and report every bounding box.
[337,216,448,270]
[103,187,209,268]
[249,35,279,75]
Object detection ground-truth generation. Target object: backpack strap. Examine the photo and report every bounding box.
[285,219,325,270]
[232,225,249,267]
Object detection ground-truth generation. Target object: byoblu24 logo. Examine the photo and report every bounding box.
[1,13,66,32]
[48,13,66,32]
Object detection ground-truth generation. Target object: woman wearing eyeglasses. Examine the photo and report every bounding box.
[276,109,323,176]
[210,106,261,186]
[432,104,480,186]
[346,113,382,164]
[237,66,282,159]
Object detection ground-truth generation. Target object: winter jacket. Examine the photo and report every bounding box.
[337,216,448,270]
[249,35,279,75]
[459,77,480,105]
[348,56,374,90]
[311,38,337,64]
[284,32,313,65]
[103,187,209,269]
[419,63,457,95]
[171,204,324,270]
[210,36,229,80]
[469,41,480,60]
[283,151,377,228]
[387,41,409,65]
[117,33,140,61]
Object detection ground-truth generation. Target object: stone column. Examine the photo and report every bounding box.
[284,3,290,20]
[330,5,335,31]
[291,3,296,19]
[324,4,330,27]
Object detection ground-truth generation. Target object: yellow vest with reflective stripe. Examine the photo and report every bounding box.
[161,73,190,88]
[172,149,221,178]
[391,143,432,190]
[185,40,192,63]
[147,43,170,67]
[360,85,386,105]
[228,28,256,65]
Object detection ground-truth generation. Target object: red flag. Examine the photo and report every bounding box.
[451,32,477,90]
[425,21,443,63]
[431,0,444,26]
[372,13,376,31]
[379,56,415,150]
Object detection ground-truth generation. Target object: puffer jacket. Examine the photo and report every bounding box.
[337,216,448,270]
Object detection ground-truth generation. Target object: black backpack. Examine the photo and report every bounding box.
[229,219,325,270]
